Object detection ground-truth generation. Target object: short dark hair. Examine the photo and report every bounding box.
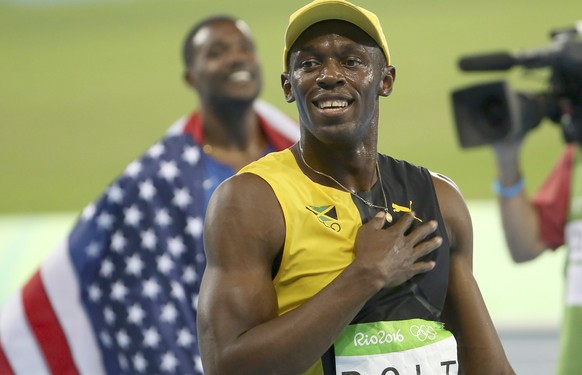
[182,15,238,73]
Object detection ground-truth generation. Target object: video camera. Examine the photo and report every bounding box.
[451,21,582,148]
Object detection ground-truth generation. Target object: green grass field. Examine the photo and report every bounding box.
[1,0,581,212]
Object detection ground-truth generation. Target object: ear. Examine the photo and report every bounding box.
[281,72,295,103]
[184,70,197,89]
[379,65,396,97]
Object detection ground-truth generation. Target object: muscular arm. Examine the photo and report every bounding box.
[493,140,546,262]
[497,192,545,262]
[198,172,442,375]
[433,173,515,375]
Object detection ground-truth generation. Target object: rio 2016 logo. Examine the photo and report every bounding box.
[353,330,404,347]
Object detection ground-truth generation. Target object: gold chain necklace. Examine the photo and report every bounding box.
[297,143,390,214]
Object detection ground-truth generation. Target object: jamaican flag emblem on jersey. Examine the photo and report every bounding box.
[306,205,341,232]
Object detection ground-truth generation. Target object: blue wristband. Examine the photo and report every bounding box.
[492,178,524,197]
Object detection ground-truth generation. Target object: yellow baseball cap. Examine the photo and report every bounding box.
[283,0,391,71]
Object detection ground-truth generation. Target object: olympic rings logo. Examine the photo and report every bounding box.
[409,325,437,341]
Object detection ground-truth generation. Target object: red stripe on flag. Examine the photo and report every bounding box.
[22,271,80,375]
[257,114,296,151]
[0,341,15,375]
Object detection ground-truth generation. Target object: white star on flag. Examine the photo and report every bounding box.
[88,284,102,302]
[107,184,124,204]
[142,278,162,299]
[97,211,115,230]
[81,203,96,220]
[116,330,131,349]
[148,143,165,159]
[100,259,115,278]
[143,327,161,348]
[186,216,203,238]
[133,352,148,373]
[125,159,142,178]
[139,179,156,201]
[141,229,157,250]
[161,352,178,372]
[168,236,186,257]
[111,231,127,253]
[159,160,179,181]
[177,328,194,347]
[111,281,129,301]
[126,253,145,276]
[173,187,192,209]
[155,208,172,227]
[160,303,178,323]
[124,205,143,227]
[157,254,174,275]
[182,145,201,165]
[127,303,146,325]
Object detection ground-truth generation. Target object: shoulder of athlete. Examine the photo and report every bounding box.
[204,172,285,263]
[429,171,472,255]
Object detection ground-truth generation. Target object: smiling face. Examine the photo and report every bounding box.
[282,20,394,147]
[186,19,262,106]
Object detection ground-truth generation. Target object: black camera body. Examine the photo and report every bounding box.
[451,22,582,148]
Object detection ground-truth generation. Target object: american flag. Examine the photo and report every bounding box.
[0,100,298,375]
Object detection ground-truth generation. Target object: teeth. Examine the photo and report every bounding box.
[229,70,251,82]
[318,100,348,109]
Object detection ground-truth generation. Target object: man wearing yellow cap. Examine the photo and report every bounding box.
[197,1,515,374]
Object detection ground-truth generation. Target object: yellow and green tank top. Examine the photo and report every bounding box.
[239,149,451,374]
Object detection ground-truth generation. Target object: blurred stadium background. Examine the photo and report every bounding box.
[1,0,581,372]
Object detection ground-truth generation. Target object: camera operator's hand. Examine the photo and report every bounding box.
[492,136,524,186]
[490,133,546,262]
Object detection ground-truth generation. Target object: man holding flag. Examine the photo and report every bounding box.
[0,15,298,375]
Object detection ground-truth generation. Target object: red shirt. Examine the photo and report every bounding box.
[533,144,576,249]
